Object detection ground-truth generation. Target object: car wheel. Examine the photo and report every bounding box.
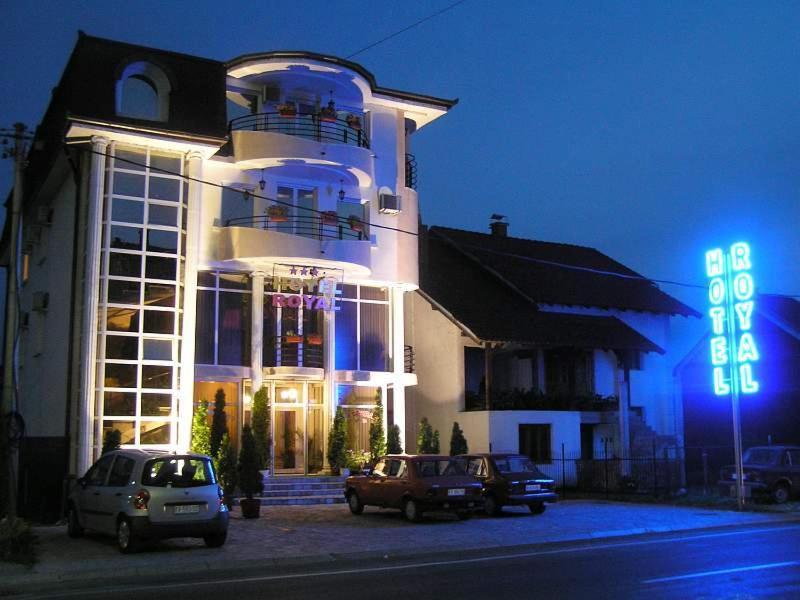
[347,491,364,515]
[204,532,227,548]
[484,495,501,517]
[67,505,83,538]
[116,518,140,554]
[403,499,421,523]
[528,502,546,515]
[772,483,791,504]
[456,510,472,521]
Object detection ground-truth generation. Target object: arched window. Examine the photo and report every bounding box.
[116,61,171,121]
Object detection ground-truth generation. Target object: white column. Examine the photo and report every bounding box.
[251,271,265,392]
[391,287,406,444]
[617,360,631,475]
[323,303,336,469]
[177,151,203,451]
[77,136,109,475]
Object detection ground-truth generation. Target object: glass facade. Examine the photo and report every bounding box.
[99,146,185,447]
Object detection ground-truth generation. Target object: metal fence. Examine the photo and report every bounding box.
[546,443,736,498]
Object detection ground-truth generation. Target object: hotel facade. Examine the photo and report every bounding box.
[3,34,455,513]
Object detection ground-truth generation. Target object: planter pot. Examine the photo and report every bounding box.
[240,498,261,519]
[307,334,323,345]
[321,211,338,226]
[285,335,303,344]
[260,469,271,479]
[348,218,364,233]
[346,116,361,130]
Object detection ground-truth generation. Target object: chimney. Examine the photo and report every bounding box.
[489,214,508,237]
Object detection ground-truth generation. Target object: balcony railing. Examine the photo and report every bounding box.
[405,154,417,190]
[265,336,324,369]
[404,345,415,374]
[225,213,368,241]
[465,390,618,412]
[230,112,370,149]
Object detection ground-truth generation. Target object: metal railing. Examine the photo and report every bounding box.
[229,112,370,149]
[405,153,417,190]
[404,345,415,374]
[224,213,368,241]
[265,336,324,369]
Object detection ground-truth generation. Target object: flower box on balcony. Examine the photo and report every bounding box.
[284,333,303,344]
[277,103,296,118]
[306,333,323,345]
[319,101,337,123]
[268,205,289,222]
[346,114,361,130]
[348,215,365,233]
[321,211,339,226]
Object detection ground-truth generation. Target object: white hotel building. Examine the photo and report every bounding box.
[3,34,455,515]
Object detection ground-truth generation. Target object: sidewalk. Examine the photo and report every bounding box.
[2,499,796,592]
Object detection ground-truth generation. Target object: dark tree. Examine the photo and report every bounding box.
[327,407,347,473]
[368,393,386,462]
[449,422,468,456]
[252,387,270,470]
[209,388,227,459]
[237,425,263,499]
[387,424,403,454]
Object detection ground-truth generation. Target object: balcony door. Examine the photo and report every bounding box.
[275,185,316,238]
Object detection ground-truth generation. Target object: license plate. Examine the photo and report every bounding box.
[447,488,465,496]
[526,484,541,492]
[174,504,200,515]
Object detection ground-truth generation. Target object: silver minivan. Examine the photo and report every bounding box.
[67,449,229,553]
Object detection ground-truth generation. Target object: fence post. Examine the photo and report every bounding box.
[652,440,658,498]
[702,448,709,496]
[663,447,671,496]
[561,442,566,500]
[604,438,609,499]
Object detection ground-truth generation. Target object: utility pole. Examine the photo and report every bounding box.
[1,123,27,520]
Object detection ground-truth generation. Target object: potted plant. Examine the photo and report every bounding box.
[319,99,337,122]
[216,433,238,511]
[327,407,347,475]
[267,205,289,222]
[237,425,263,518]
[345,449,371,476]
[345,114,361,130]
[321,210,338,226]
[252,387,271,477]
[348,215,364,233]
[277,102,296,118]
[284,330,303,344]
[306,333,323,345]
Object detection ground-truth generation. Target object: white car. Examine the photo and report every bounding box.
[67,449,229,553]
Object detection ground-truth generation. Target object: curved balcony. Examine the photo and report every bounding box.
[230,112,370,149]
[216,213,371,277]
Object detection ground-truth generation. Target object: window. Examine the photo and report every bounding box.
[116,61,171,122]
[519,424,552,464]
[107,456,136,487]
[335,285,390,372]
[464,347,486,408]
[195,271,251,366]
[85,454,114,486]
[544,349,594,396]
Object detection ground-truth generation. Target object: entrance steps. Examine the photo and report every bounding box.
[255,475,347,506]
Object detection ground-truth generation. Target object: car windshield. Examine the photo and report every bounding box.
[142,456,215,488]
[742,448,780,465]
[416,459,467,478]
[493,456,538,474]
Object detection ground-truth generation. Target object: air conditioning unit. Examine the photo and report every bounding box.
[32,291,49,313]
[378,193,401,214]
[36,206,53,226]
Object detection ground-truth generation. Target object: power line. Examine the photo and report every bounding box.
[346,0,469,59]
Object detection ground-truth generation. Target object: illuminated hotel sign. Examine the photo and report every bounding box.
[705,242,759,396]
[270,264,342,311]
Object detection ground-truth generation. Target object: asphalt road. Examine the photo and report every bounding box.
[19,522,800,599]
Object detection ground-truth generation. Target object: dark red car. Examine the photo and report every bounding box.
[344,455,483,522]
[461,453,558,516]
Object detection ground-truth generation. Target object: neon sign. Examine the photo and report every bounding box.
[705,242,759,395]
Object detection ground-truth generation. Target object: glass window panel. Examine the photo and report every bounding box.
[144,283,175,307]
[145,256,176,280]
[111,198,144,223]
[197,271,216,288]
[146,229,178,253]
[109,253,142,278]
[218,272,249,290]
[141,393,172,417]
[181,204,187,230]
[140,421,171,445]
[149,153,181,175]
[107,280,141,305]
[263,298,277,367]
[106,307,139,333]
[340,284,357,299]
[335,300,357,370]
[195,290,215,364]
[148,177,180,201]
[143,310,174,334]
[114,149,146,171]
[360,302,388,371]
[120,75,159,120]
[113,172,146,197]
[360,286,388,301]
[103,421,136,445]
[105,335,139,360]
[103,391,136,416]
[218,291,251,366]
[110,226,143,250]
[148,204,178,226]
[105,363,138,388]
[143,338,172,361]
[142,365,172,389]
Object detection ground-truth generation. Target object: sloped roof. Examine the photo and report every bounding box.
[421,232,664,353]
[759,294,800,338]
[429,226,699,317]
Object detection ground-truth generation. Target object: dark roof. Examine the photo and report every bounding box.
[226,50,458,109]
[421,233,664,353]
[759,294,800,336]
[429,226,699,317]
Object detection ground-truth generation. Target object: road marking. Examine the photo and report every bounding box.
[643,561,800,584]
[23,523,800,598]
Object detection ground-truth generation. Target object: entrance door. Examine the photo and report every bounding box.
[271,381,325,475]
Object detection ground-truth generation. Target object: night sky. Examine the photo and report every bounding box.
[2,1,799,359]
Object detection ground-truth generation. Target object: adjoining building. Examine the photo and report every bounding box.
[407,223,699,484]
[1,33,455,519]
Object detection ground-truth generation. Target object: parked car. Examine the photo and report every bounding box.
[67,449,229,552]
[344,454,483,522]
[460,453,558,515]
[718,445,800,504]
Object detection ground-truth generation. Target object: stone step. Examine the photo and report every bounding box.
[262,481,345,491]
[260,487,344,498]
[255,494,346,506]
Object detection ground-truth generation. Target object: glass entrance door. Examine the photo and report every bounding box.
[271,381,325,475]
